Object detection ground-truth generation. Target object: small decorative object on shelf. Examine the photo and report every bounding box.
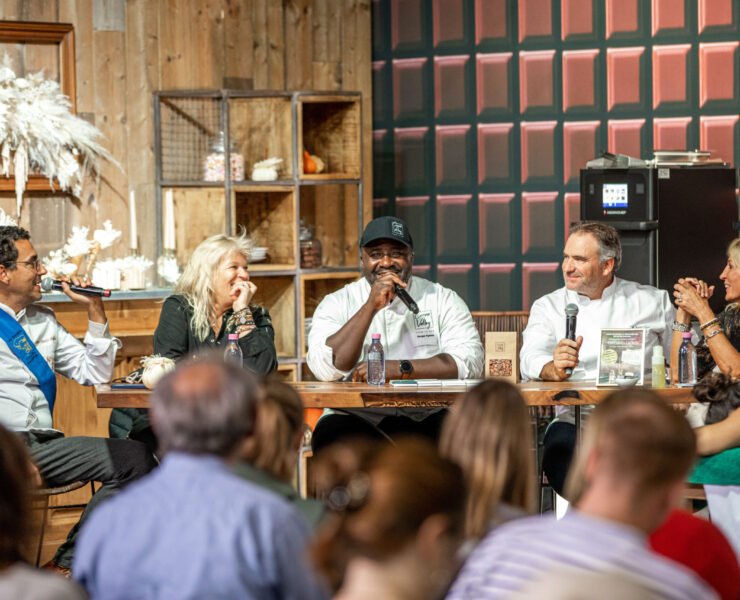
[119,254,153,290]
[302,150,325,174]
[157,249,180,286]
[299,220,322,269]
[203,131,244,182]
[251,157,283,181]
[0,57,119,216]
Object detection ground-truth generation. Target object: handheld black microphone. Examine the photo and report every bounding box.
[393,283,419,314]
[564,303,578,376]
[41,277,111,298]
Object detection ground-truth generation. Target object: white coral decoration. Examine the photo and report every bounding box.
[42,249,77,278]
[0,56,119,216]
[0,206,17,226]
[93,220,122,249]
[63,226,93,258]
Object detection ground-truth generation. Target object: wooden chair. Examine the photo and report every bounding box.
[30,480,91,566]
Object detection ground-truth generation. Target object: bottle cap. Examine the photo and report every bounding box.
[652,345,664,358]
[371,333,381,340]
[682,332,691,339]
[228,333,238,340]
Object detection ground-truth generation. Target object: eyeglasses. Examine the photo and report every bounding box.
[365,249,410,261]
[13,259,43,272]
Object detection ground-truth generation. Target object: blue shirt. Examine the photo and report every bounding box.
[447,510,716,600]
[73,453,329,600]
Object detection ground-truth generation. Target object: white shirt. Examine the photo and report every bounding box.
[0,302,121,431]
[520,278,673,424]
[307,275,484,381]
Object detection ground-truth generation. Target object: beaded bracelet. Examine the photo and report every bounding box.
[671,321,690,332]
[700,317,720,331]
[705,328,724,340]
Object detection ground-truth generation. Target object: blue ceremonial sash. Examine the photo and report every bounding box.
[0,309,57,412]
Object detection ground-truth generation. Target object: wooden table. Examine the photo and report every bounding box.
[96,380,696,410]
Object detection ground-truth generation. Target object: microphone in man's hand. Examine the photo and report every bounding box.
[393,283,419,314]
[41,277,111,298]
[564,303,579,375]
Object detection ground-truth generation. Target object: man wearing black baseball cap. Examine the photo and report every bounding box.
[306,216,483,451]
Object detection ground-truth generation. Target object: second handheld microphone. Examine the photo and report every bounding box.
[564,303,579,375]
[394,283,419,314]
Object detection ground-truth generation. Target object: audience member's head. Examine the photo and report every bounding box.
[150,357,261,458]
[241,378,305,481]
[565,389,696,532]
[313,439,464,598]
[0,424,31,568]
[693,372,740,425]
[439,379,534,538]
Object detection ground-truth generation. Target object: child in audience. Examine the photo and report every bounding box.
[439,379,534,540]
[313,439,464,600]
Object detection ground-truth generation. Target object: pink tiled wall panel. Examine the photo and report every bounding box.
[605,0,642,38]
[434,56,470,118]
[396,196,431,262]
[607,47,645,111]
[699,42,739,108]
[563,122,600,185]
[522,192,559,255]
[518,0,554,42]
[433,0,466,48]
[436,125,472,188]
[522,263,561,309]
[480,264,518,310]
[475,0,509,43]
[562,50,599,112]
[391,0,426,51]
[393,58,429,120]
[479,193,516,258]
[651,0,687,36]
[564,193,581,240]
[561,0,596,41]
[437,264,474,305]
[520,50,558,113]
[652,45,691,109]
[394,127,430,191]
[436,195,473,258]
[700,116,739,166]
[520,121,558,184]
[608,119,646,157]
[699,0,737,33]
[412,265,432,278]
[372,61,391,123]
[653,117,692,151]
[373,129,393,196]
[476,53,513,116]
[478,124,516,186]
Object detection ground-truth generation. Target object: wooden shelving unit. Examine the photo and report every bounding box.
[154,90,365,380]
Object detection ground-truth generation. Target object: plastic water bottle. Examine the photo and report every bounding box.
[651,345,666,389]
[366,333,385,385]
[224,333,243,367]
[678,332,697,384]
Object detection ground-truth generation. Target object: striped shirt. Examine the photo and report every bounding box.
[446,511,717,600]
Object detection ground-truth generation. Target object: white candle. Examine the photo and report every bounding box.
[129,189,137,251]
[164,189,175,251]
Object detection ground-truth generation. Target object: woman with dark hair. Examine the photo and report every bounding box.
[439,379,534,540]
[312,439,464,600]
[0,424,86,599]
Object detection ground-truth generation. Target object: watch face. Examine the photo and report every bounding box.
[400,360,413,374]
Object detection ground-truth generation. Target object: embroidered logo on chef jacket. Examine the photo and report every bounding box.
[412,310,439,348]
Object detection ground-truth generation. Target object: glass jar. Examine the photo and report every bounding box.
[203,131,244,182]
[299,221,322,269]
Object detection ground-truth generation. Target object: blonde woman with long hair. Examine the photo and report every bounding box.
[439,379,534,540]
[110,233,277,453]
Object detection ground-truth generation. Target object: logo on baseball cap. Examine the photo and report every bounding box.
[360,216,414,250]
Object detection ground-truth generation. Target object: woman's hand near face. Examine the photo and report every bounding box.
[232,280,257,312]
[673,277,715,321]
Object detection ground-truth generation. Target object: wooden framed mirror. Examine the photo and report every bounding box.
[0,20,76,192]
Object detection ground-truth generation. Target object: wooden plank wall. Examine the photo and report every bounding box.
[0,0,373,261]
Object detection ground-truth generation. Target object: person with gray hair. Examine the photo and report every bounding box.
[519,221,673,496]
[73,358,329,600]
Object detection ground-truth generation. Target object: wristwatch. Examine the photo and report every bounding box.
[399,359,414,379]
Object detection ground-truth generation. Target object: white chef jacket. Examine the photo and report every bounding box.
[0,302,121,431]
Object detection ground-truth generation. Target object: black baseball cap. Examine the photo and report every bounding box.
[359,216,414,250]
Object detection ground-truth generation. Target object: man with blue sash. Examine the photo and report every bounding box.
[0,226,155,576]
